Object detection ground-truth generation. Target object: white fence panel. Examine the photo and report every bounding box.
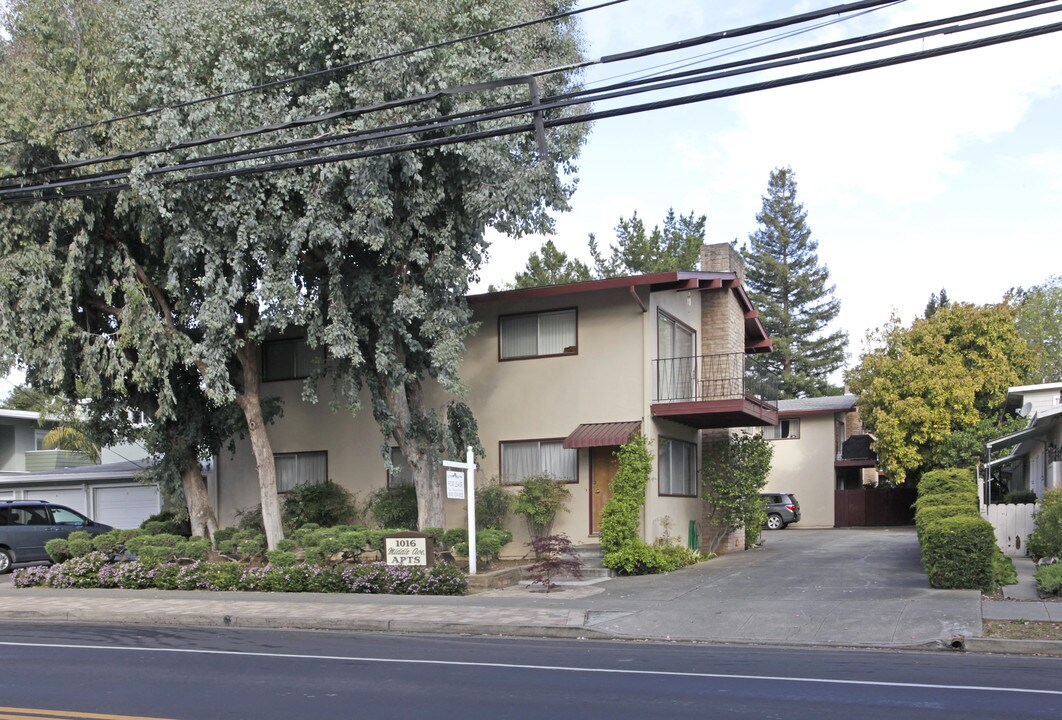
[981,502,1039,557]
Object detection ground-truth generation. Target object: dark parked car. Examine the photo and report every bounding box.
[761,492,800,530]
[0,500,113,573]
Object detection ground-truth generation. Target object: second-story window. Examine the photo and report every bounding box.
[262,337,315,382]
[499,309,577,360]
[657,311,696,401]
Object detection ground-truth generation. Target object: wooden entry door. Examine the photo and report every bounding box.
[590,446,620,534]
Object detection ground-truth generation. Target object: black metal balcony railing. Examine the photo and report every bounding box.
[652,352,779,407]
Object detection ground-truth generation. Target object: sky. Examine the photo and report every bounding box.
[2,0,1060,400]
[474,0,1062,371]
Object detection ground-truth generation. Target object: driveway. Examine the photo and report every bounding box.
[578,528,982,646]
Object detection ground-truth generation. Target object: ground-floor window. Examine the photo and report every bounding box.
[501,439,578,485]
[659,437,697,497]
[274,451,327,492]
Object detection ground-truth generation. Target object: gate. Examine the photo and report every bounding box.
[834,488,916,527]
[981,502,1038,556]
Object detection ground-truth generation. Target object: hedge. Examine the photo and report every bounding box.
[917,468,978,498]
[13,552,467,595]
[920,515,997,592]
[915,504,979,544]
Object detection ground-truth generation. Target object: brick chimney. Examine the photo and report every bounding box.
[699,242,745,282]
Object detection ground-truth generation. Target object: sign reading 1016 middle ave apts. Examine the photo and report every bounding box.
[383,531,435,567]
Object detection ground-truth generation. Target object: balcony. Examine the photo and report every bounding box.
[651,352,778,429]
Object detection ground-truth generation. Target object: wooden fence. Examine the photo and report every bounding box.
[981,502,1038,557]
[834,488,916,527]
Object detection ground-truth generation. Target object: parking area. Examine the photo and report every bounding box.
[580,528,983,646]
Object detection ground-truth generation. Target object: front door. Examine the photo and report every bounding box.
[590,446,620,534]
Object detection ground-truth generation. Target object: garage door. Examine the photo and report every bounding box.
[0,491,13,500]
[93,485,160,529]
[24,488,87,514]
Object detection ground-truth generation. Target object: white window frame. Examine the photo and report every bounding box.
[500,439,578,485]
[274,451,328,492]
[499,309,578,360]
[659,437,697,497]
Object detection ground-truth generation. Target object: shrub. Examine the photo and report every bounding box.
[1028,489,1062,560]
[44,538,71,562]
[67,537,95,558]
[216,529,267,561]
[1002,489,1038,505]
[915,504,978,543]
[599,437,651,556]
[701,433,773,554]
[512,474,571,542]
[526,534,582,592]
[136,545,175,567]
[366,485,418,530]
[452,529,513,564]
[475,481,512,531]
[175,538,211,562]
[283,480,361,529]
[235,504,265,533]
[442,528,468,549]
[913,491,979,512]
[1035,563,1062,595]
[992,546,1017,589]
[604,541,700,576]
[92,532,123,556]
[917,468,978,498]
[266,550,298,567]
[140,510,191,537]
[920,515,997,592]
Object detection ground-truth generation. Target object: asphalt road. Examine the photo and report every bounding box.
[1,623,1060,719]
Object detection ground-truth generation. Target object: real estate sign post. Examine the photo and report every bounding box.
[443,446,476,575]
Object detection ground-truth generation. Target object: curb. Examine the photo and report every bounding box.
[0,608,615,641]
[963,637,1062,657]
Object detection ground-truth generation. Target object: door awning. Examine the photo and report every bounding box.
[563,421,641,449]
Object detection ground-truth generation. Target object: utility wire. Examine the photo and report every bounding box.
[5,15,1060,204]
[0,0,912,182]
[3,0,1057,195]
[0,0,629,148]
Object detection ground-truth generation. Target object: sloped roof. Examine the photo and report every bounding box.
[563,421,641,449]
[0,459,151,485]
[776,395,858,416]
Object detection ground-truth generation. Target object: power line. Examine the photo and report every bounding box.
[2,1,1056,197]
[5,15,1060,204]
[1,0,911,183]
[0,0,630,148]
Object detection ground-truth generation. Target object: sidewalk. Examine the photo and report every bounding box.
[0,530,1056,655]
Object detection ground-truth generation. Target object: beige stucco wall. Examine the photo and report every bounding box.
[762,413,838,528]
[218,285,713,554]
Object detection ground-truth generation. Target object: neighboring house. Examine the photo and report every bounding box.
[757,395,881,528]
[982,382,1062,556]
[986,382,1062,500]
[0,408,159,529]
[216,243,778,554]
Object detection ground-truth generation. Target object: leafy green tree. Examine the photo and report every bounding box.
[700,432,773,554]
[0,384,49,411]
[512,239,591,289]
[1012,275,1062,384]
[1,0,587,538]
[847,302,1036,484]
[742,167,847,398]
[590,208,705,278]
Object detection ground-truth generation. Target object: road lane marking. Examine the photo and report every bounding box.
[2,640,1060,698]
[0,708,172,720]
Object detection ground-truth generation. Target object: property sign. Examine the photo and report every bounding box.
[446,469,466,499]
[384,531,435,567]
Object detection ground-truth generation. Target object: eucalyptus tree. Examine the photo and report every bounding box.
[2,0,587,538]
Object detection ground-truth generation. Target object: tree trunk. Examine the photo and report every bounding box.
[378,374,444,529]
[181,451,219,541]
[235,342,285,549]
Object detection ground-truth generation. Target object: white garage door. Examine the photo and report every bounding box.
[0,491,13,500]
[93,485,160,529]
[25,488,87,514]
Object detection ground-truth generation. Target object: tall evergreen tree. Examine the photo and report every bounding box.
[590,208,705,278]
[512,240,591,289]
[742,167,847,398]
